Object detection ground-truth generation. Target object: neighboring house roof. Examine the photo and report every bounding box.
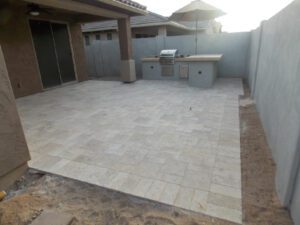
[114,0,147,10]
[82,12,196,32]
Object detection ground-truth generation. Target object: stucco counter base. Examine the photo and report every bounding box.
[142,54,222,88]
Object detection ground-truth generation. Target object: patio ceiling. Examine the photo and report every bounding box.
[22,0,147,22]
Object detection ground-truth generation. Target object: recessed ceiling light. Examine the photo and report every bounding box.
[28,4,40,16]
[29,11,40,16]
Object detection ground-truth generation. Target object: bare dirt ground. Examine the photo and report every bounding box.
[0,80,294,225]
[0,170,235,225]
[240,81,293,225]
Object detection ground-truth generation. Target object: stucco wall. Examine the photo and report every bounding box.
[0,7,43,98]
[85,32,250,79]
[0,45,30,189]
[248,0,300,223]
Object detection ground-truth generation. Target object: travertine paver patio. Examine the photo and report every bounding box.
[17,79,243,223]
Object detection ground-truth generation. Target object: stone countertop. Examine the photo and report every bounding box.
[142,54,223,62]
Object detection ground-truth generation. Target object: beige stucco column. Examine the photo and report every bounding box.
[117,17,136,82]
[69,23,89,82]
[0,45,30,190]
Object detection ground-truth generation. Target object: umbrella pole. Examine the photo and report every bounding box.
[195,19,198,54]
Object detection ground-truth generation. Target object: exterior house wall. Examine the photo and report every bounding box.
[132,26,159,37]
[0,7,43,98]
[0,5,88,97]
[84,25,175,45]
[247,1,300,224]
[100,33,107,40]
[0,45,30,190]
[85,31,118,44]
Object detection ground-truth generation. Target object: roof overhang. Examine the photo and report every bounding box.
[23,0,147,20]
[83,0,148,16]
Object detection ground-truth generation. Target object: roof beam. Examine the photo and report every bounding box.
[23,0,128,19]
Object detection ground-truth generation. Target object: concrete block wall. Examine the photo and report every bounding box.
[85,40,121,78]
[248,0,300,223]
[247,26,262,94]
[85,32,250,79]
[165,32,250,77]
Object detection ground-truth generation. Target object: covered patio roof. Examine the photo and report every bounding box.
[14,0,148,23]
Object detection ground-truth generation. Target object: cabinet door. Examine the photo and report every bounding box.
[179,64,189,78]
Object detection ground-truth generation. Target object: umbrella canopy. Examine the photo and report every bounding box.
[170,0,225,21]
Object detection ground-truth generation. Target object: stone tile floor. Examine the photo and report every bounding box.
[17,79,243,224]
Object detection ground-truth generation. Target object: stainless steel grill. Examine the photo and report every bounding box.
[159,49,178,65]
[159,49,178,77]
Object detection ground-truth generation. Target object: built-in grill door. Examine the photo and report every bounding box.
[161,65,174,76]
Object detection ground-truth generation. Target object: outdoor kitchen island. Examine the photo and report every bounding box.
[142,54,222,88]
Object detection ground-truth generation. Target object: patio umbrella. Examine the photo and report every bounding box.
[170,0,225,54]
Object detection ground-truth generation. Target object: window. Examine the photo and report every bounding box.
[95,34,100,40]
[84,35,90,45]
[107,33,112,40]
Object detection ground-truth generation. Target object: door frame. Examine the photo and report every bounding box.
[27,17,79,90]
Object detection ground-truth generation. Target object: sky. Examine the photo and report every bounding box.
[134,0,294,32]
